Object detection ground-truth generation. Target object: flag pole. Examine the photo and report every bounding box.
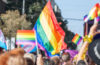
[35,30,39,55]
[22,0,25,15]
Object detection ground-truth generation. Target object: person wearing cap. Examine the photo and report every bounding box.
[76,17,100,65]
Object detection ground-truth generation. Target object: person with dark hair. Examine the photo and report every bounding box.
[88,57,95,65]
[77,60,87,65]
[43,59,50,65]
[50,56,60,65]
[25,58,34,65]
[50,60,55,65]
[43,58,55,65]
[24,53,36,65]
[0,47,4,54]
[62,52,70,62]
[61,52,73,65]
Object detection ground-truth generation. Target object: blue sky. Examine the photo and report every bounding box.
[55,0,100,36]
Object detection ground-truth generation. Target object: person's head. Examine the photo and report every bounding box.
[8,48,27,65]
[24,53,36,64]
[50,56,60,65]
[61,52,70,62]
[0,47,3,51]
[77,60,86,65]
[43,58,55,65]
[50,60,55,65]
[43,59,51,65]
[7,55,27,65]
[0,47,4,54]
[9,48,25,56]
[24,53,36,65]
[0,48,26,65]
[25,58,34,65]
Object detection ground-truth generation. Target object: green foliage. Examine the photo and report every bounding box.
[5,0,45,26]
[27,2,44,26]
[29,2,42,13]
[0,10,31,37]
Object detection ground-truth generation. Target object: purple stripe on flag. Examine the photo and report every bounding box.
[77,37,82,45]
[16,42,35,45]
[16,40,35,42]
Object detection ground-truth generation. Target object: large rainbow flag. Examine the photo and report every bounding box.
[34,0,67,55]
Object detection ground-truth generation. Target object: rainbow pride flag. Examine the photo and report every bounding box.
[72,33,83,45]
[16,30,36,53]
[84,3,99,22]
[34,1,67,55]
[16,30,35,45]
[98,5,100,16]
[96,16,100,22]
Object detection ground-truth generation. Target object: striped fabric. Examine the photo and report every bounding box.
[16,30,36,53]
[72,33,82,45]
[34,0,66,55]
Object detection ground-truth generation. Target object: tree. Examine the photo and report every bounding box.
[0,10,31,37]
[27,2,44,26]
[5,0,46,27]
[1,0,76,49]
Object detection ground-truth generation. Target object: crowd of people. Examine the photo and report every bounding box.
[0,48,97,65]
[0,18,100,65]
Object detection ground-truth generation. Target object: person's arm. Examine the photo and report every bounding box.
[37,54,44,65]
[77,18,100,62]
[77,41,89,61]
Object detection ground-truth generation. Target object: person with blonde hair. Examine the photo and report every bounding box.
[7,55,27,65]
[0,48,27,65]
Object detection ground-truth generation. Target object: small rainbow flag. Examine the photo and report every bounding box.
[96,16,100,22]
[98,5,100,16]
[84,3,99,22]
[16,30,35,45]
[16,30,36,53]
[84,15,88,21]
[72,33,83,45]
